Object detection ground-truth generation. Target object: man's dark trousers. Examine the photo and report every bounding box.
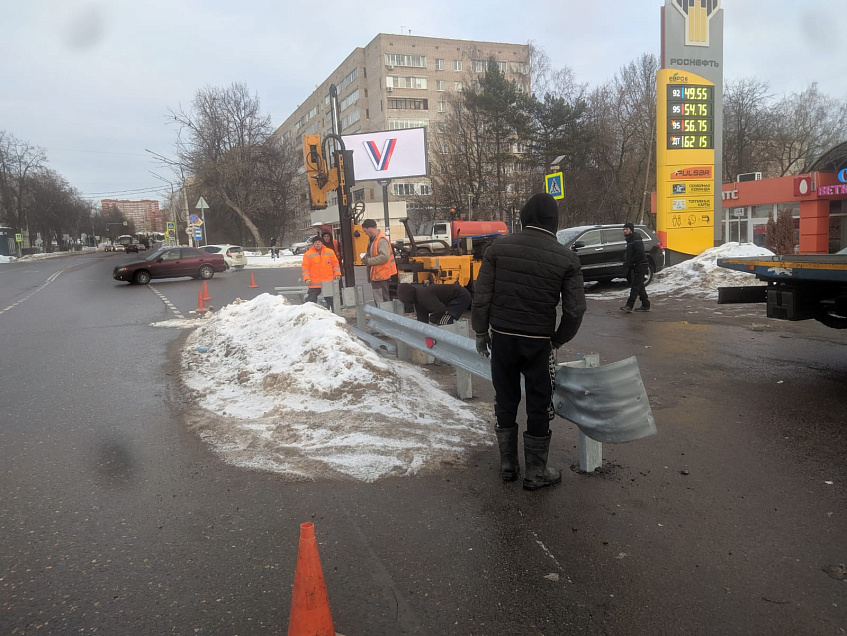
[490,331,554,436]
[627,264,650,308]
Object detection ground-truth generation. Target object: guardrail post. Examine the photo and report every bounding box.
[439,320,473,399]
[379,300,410,361]
[321,279,342,315]
[559,352,602,472]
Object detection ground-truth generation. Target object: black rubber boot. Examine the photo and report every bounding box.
[522,431,562,491]
[494,425,520,482]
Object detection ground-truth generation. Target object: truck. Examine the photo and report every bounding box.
[394,218,508,289]
[406,219,509,253]
[716,250,847,329]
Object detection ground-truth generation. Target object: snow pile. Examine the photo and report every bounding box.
[648,242,774,298]
[0,255,13,263]
[181,293,489,482]
[243,251,302,268]
[584,242,775,300]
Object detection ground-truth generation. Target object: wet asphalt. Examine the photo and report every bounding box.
[1,251,845,635]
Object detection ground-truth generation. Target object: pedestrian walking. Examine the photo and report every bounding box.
[269,236,278,259]
[396,282,471,325]
[360,219,397,303]
[472,192,586,491]
[301,235,341,310]
[620,222,651,313]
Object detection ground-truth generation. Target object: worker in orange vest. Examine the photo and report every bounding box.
[302,236,341,310]
[360,219,397,302]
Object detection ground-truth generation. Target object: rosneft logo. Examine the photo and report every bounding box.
[673,0,721,47]
[668,72,690,84]
[671,166,713,179]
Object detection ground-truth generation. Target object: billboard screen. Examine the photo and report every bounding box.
[341,127,428,182]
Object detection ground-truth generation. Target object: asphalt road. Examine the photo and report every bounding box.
[1,250,845,635]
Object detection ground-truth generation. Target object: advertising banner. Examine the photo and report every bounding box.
[341,127,428,182]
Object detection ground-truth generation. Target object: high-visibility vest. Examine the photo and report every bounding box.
[302,246,341,288]
[368,231,397,281]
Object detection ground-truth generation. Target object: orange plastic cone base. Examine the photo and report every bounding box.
[195,289,208,314]
[249,272,259,288]
[288,522,334,636]
[202,280,211,301]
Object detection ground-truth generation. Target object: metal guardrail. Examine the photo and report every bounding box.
[363,304,657,472]
[364,305,492,380]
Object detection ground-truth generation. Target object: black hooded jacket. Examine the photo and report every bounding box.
[624,232,648,271]
[471,193,586,342]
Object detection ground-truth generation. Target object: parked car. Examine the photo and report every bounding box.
[556,224,665,285]
[290,241,310,255]
[199,244,247,270]
[125,243,139,253]
[112,246,227,285]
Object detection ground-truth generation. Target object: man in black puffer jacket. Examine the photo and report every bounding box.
[621,222,650,313]
[472,192,586,491]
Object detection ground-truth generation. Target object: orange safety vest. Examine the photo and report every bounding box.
[302,246,341,288]
[368,231,397,281]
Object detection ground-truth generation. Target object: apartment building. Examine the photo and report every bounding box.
[100,199,163,233]
[273,33,531,238]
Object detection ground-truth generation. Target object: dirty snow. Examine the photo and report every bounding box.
[180,294,490,482]
[586,242,774,300]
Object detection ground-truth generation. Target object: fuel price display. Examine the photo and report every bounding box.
[667,84,714,150]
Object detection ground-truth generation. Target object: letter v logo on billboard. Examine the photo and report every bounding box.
[364,138,397,171]
[341,127,428,182]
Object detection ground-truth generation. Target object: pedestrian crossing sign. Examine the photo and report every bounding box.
[545,172,564,200]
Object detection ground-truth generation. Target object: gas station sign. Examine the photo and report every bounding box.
[656,69,716,256]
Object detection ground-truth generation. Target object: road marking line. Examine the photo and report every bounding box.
[0,264,73,316]
[149,285,185,319]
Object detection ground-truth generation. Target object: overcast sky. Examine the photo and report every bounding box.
[2,0,845,206]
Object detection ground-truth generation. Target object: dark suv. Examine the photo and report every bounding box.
[556,224,665,285]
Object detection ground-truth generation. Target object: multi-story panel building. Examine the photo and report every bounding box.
[101,199,162,233]
[273,33,530,239]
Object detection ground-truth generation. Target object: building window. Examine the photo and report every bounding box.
[437,101,445,112]
[388,119,429,130]
[386,76,428,89]
[340,89,359,111]
[337,68,359,92]
[437,80,446,91]
[436,59,444,70]
[388,98,429,110]
[510,62,530,74]
[384,53,426,68]
[472,59,486,73]
[454,60,462,71]
[341,109,361,129]
[454,82,463,91]
[498,61,508,73]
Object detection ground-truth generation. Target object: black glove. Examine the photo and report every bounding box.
[475,333,491,358]
[551,338,565,350]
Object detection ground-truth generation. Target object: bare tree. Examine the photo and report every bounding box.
[762,83,847,176]
[0,131,47,241]
[722,78,772,181]
[171,83,298,246]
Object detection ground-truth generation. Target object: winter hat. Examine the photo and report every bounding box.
[623,222,635,232]
[396,283,417,313]
[310,235,322,244]
[519,193,559,234]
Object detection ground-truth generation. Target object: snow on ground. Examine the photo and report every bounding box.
[181,293,490,483]
[243,250,302,269]
[586,242,774,300]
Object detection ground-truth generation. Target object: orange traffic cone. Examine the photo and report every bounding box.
[288,522,334,636]
[194,288,208,314]
[249,272,259,288]
[202,280,211,301]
